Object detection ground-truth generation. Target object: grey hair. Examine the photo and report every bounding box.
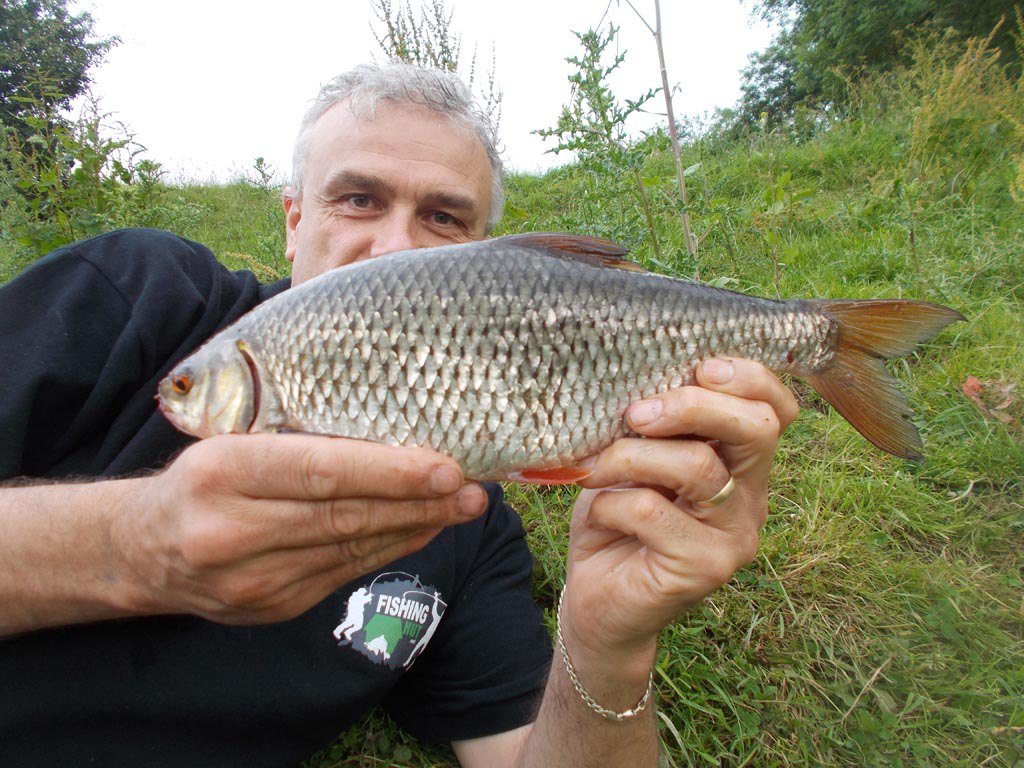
[286,61,504,234]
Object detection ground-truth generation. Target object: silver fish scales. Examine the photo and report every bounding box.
[158,234,963,479]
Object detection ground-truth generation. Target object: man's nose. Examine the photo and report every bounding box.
[369,212,421,259]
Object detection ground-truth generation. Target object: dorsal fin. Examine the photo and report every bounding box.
[498,232,648,273]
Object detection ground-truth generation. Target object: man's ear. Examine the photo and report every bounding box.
[283,194,300,264]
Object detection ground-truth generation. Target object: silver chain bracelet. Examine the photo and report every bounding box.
[556,586,654,722]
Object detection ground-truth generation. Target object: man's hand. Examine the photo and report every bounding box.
[455,363,797,768]
[560,358,798,704]
[113,434,487,625]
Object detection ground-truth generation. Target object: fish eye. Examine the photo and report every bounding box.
[171,373,193,395]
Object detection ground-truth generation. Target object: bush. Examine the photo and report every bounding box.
[0,94,202,281]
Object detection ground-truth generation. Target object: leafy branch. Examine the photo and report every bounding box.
[535,26,662,256]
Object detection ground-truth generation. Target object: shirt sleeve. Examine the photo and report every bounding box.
[380,484,553,743]
[0,228,271,480]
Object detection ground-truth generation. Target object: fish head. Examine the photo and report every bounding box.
[157,338,256,438]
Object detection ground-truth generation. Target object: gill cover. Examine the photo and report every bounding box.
[157,338,257,438]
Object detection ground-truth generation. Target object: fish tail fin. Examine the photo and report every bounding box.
[804,299,965,460]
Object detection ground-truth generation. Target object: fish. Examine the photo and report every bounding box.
[157,233,964,482]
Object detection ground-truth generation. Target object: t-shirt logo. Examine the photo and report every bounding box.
[332,572,447,670]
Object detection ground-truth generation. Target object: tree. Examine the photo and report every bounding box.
[736,0,1020,129]
[1,1,129,261]
[1,0,117,183]
[0,0,116,135]
[735,29,806,129]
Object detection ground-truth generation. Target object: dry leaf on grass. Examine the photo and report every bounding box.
[961,376,1020,428]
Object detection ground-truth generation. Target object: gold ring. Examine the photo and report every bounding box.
[693,475,736,510]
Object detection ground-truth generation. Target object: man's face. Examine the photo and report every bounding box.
[284,101,493,286]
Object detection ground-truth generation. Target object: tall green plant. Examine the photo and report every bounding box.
[371,0,502,129]
[535,26,662,256]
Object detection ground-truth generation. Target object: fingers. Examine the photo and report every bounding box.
[586,487,759,584]
[627,385,782,449]
[167,435,488,555]
[253,486,487,550]
[172,484,481,564]
[578,438,730,503]
[206,433,467,501]
[696,357,800,429]
[192,527,444,624]
[292,526,442,599]
[622,364,790,485]
[575,358,785,540]
[280,528,441,618]
[622,358,798,442]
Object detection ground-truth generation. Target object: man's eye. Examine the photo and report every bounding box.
[347,195,374,209]
[431,211,457,226]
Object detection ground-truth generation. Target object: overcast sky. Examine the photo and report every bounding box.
[70,0,776,183]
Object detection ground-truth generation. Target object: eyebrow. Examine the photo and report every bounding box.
[421,191,480,216]
[322,171,395,200]
[322,170,482,219]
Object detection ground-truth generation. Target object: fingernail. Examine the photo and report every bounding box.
[629,399,662,426]
[457,484,487,519]
[577,455,598,471]
[702,358,734,384]
[430,465,462,495]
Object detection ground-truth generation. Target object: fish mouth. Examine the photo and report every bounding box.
[156,395,171,417]
[155,381,172,417]
[155,390,193,435]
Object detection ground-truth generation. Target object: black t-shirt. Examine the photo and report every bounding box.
[0,229,552,766]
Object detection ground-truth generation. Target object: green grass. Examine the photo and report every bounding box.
[2,37,1022,768]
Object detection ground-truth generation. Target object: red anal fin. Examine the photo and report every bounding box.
[500,232,648,273]
[510,466,594,485]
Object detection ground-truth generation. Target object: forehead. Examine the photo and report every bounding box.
[304,100,491,205]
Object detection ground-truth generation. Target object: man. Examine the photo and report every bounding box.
[0,63,796,765]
